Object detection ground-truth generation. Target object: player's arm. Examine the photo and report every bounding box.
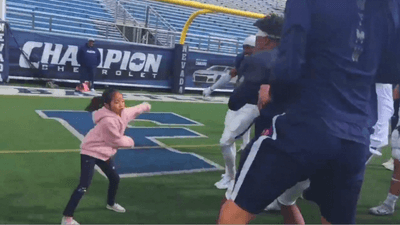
[230,68,238,78]
[232,53,245,78]
[203,73,232,97]
[258,84,272,110]
[394,84,400,100]
[203,54,249,97]
[269,0,311,104]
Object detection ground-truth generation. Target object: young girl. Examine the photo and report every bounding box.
[61,88,151,225]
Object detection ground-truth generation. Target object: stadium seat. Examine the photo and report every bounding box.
[5,0,286,54]
[6,0,124,41]
[119,0,277,53]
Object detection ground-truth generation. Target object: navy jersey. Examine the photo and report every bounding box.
[228,50,278,111]
[270,0,400,145]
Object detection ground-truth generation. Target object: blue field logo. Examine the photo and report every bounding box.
[36,110,223,178]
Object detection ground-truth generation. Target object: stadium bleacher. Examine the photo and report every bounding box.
[6,0,124,40]
[193,0,286,14]
[120,0,277,53]
[5,0,287,53]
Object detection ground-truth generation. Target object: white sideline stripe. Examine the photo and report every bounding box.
[95,166,222,179]
[0,85,229,104]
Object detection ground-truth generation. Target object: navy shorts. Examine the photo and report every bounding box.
[226,113,368,224]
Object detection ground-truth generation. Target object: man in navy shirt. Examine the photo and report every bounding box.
[77,38,101,92]
[226,14,311,223]
[218,0,400,224]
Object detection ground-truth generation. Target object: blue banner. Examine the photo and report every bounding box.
[7,29,239,91]
[8,29,175,88]
[185,51,236,91]
[0,21,9,83]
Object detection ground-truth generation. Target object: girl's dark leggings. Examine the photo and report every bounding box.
[63,154,120,217]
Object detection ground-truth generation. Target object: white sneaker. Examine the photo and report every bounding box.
[383,158,394,171]
[90,88,95,92]
[369,203,394,216]
[106,203,126,213]
[264,199,281,212]
[61,216,80,225]
[215,174,233,189]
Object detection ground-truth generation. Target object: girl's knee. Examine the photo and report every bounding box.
[110,174,120,184]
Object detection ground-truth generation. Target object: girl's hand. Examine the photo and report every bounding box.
[142,102,152,112]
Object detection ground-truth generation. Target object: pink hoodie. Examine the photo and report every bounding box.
[80,102,151,161]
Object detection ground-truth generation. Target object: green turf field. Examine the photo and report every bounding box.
[0,94,398,224]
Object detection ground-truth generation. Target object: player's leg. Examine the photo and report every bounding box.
[95,158,125,212]
[369,159,400,215]
[277,179,310,224]
[368,83,394,162]
[217,105,260,189]
[304,139,368,224]
[218,200,257,224]
[216,109,239,189]
[220,135,307,224]
[220,113,316,224]
[384,96,400,170]
[370,128,400,215]
[280,205,305,225]
[62,155,96,224]
[239,127,252,151]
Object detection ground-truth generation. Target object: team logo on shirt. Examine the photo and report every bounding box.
[261,126,273,137]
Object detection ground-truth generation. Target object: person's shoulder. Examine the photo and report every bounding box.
[236,53,245,59]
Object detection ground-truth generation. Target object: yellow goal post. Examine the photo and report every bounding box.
[153,0,266,44]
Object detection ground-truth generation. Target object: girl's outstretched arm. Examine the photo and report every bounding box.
[123,102,151,122]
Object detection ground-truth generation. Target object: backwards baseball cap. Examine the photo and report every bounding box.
[243,35,256,47]
[254,13,284,39]
[88,38,95,42]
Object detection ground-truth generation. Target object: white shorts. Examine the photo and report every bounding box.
[220,104,260,146]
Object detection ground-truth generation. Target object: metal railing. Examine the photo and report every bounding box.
[118,0,177,47]
[144,4,177,32]
[6,9,124,40]
[101,0,141,27]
